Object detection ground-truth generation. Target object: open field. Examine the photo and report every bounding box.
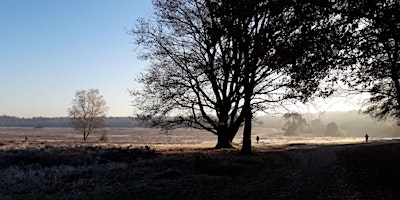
[1,127,396,150]
[1,127,400,199]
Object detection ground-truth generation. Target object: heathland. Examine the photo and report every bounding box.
[0,127,399,199]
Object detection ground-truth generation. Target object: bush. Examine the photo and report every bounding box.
[99,131,108,142]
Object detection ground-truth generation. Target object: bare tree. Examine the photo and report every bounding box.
[68,89,108,141]
[208,0,346,153]
[131,0,246,148]
[131,0,348,152]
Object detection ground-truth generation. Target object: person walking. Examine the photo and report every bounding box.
[365,133,369,143]
[256,136,260,144]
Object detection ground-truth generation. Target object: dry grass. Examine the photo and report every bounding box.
[1,128,400,199]
[0,127,292,199]
[0,140,291,200]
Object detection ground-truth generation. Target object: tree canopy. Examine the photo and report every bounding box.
[336,0,400,121]
[131,0,399,152]
[131,0,247,148]
[282,113,307,136]
[208,0,348,152]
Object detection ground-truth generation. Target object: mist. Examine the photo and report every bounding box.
[255,111,399,137]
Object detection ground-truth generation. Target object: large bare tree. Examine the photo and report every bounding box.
[131,0,246,148]
[208,0,346,153]
[68,89,108,141]
[131,0,347,151]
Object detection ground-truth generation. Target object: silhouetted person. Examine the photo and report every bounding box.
[256,136,260,144]
[365,133,369,143]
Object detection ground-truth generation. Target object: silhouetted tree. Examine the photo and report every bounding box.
[282,113,307,136]
[130,0,247,148]
[336,0,400,121]
[131,0,348,151]
[326,122,346,137]
[68,89,108,141]
[208,0,346,153]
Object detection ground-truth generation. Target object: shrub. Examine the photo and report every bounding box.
[99,131,108,142]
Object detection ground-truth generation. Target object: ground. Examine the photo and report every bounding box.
[0,128,399,199]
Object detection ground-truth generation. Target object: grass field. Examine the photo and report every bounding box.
[0,127,399,199]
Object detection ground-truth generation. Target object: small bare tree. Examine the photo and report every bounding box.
[68,89,108,141]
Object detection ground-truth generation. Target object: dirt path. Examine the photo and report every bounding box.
[277,142,391,200]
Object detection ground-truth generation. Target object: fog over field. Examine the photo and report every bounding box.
[0,110,399,150]
[256,111,399,137]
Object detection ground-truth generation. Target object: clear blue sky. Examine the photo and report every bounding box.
[0,0,361,118]
[0,0,152,117]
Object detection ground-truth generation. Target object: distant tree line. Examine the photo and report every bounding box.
[257,111,399,137]
[0,115,139,128]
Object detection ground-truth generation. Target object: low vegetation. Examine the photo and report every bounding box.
[0,141,291,199]
[1,128,400,199]
[339,143,400,199]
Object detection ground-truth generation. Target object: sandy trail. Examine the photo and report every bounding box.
[281,145,349,199]
[277,141,398,200]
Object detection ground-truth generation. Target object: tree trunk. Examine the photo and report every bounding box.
[391,43,400,117]
[215,124,233,148]
[83,131,88,141]
[83,127,87,141]
[229,126,240,142]
[241,94,252,154]
[228,113,245,142]
[241,64,253,154]
[215,133,233,148]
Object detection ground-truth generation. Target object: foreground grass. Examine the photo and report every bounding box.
[0,143,291,200]
[3,140,400,199]
[338,143,400,199]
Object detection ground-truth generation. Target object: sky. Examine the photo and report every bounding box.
[0,0,363,118]
[0,0,152,117]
